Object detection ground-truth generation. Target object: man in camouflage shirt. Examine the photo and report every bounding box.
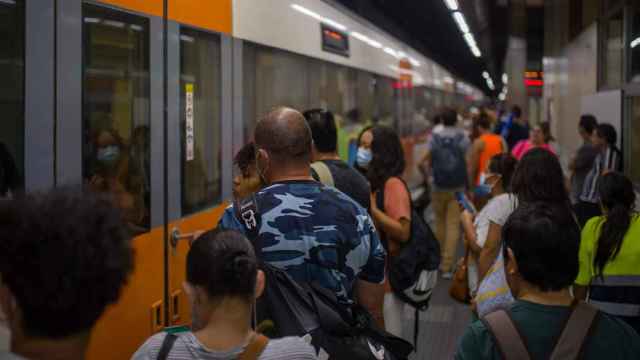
[218,107,385,304]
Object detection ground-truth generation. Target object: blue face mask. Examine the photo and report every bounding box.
[97,145,120,164]
[356,147,372,169]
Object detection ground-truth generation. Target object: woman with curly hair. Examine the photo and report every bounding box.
[359,126,411,338]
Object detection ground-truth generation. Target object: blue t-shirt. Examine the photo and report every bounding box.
[218,180,386,302]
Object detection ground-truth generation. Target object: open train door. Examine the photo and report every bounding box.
[48,1,233,358]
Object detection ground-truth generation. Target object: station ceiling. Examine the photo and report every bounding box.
[335,0,510,95]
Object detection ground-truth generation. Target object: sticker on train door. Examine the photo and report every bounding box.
[185,83,195,162]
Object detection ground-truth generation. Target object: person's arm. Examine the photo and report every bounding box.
[369,196,411,244]
[461,210,482,254]
[355,279,385,328]
[477,222,502,280]
[574,285,588,301]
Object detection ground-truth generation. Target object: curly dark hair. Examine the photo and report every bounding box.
[234,142,257,173]
[0,188,134,338]
[366,126,405,192]
[511,148,570,206]
[187,229,257,301]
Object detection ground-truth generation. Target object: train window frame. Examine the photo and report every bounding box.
[179,25,223,216]
[81,3,152,232]
[0,0,25,197]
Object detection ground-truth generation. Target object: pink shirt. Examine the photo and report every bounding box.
[511,140,555,160]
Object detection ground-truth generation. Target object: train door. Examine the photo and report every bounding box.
[51,1,232,359]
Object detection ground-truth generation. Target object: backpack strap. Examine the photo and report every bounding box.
[311,161,335,187]
[482,310,532,360]
[549,301,598,360]
[239,334,270,360]
[156,333,178,360]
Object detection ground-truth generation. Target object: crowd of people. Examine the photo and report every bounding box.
[0,103,638,360]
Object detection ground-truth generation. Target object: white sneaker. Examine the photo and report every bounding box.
[442,272,453,280]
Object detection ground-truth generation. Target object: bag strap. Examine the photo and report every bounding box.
[156,333,178,360]
[482,310,532,360]
[311,161,334,187]
[549,301,598,360]
[239,334,270,360]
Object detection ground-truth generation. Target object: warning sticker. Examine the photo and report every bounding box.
[185,84,195,161]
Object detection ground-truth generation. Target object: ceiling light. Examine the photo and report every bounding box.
[180,35,195,43]
[130,24,143,32]
[463,33,476,48]
[453,12,470,34]
[444,0,459,11]
[631,37,640,49]
[384,47,398,58]
[291,4,347,31]
[409,57,421,67]
[502,73,508,84]
[471,46,482,58]
[84,17,101,24]
[482,71,490,79]
[103,20,125,29]
[499,93,506,101]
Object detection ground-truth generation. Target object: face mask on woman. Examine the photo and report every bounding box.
[97,145,120,164]
[356,147,372,169]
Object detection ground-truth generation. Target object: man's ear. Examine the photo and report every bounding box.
[254,270,265,300]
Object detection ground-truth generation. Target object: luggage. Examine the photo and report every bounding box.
[233,194,413,360]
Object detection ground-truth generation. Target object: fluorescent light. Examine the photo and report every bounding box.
[471,45,482,58]
[502,73,508,84]
[482,71,490,79]
[84,17,101,24]
[323,18,347,31]
[444,76,454,83]
[384,47,398,58]
[499,93,506,101]
[631,37,640,49]
[444,0,459,11]
[130,24,143,32]
[180,35,195,43]
[463,33,476,48]
[453,12,469,34]
[291,4,347,31]
[397,50,407,58]
[103,20,125,29]
[351,32,382,49]
[409,57,421,67]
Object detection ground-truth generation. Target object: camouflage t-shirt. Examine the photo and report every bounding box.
[218,180,386,302]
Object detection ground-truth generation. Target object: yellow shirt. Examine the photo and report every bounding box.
[575,214,640,285]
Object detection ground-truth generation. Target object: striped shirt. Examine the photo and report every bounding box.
[580,146,622,203]
[132,333,317,360]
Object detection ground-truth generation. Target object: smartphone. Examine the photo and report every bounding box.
[455,192,477,215]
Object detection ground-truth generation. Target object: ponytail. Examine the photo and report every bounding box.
[593,172,636,277]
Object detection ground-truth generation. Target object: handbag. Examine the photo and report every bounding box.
[449,245,470,304]
[475,244,514,318]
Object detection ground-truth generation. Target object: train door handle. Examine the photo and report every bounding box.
[170,228,204,248]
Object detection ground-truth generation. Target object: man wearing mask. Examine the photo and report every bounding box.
[218,107,386,324]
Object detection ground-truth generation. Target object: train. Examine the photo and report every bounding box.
[0,0,484,358]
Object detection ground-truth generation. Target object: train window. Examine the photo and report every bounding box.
[180,28,222,215]
[243,44,309,140]
[82,4,150,231]
[602,11,624,88]
[630,7,640,83]
[629,97,640,182]
[0,0,24,198]
[375,76,395,127]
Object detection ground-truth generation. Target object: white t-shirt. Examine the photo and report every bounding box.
[468,193,518,294]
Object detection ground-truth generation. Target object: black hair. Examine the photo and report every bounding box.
[432,114,443,126]
[303,109,337,153]
[475,113,492,130]
[0,188,133,338]
[594,172,636,277]
[511,148,570,206]
[579,115,598,135]
[354,125,374,175]
[187,229,257,301]
[511,105,522,118]
[234,142,256,173]
[503,202,580,291]
[441,108,458,127]
[596,123,617,146]
[366,126,405,192]
[540,121,555,143]
[488,153,518,192]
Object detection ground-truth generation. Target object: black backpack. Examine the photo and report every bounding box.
[232,194,414,360]
[431,133,467,189]
[376,179,441,348]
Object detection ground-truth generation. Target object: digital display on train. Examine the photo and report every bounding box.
[321,24,350,57]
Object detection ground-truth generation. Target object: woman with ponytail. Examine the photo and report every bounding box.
[133,229,317,359]
[575,172,640,334]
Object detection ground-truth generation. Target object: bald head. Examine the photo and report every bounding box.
[254,107,312,165]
